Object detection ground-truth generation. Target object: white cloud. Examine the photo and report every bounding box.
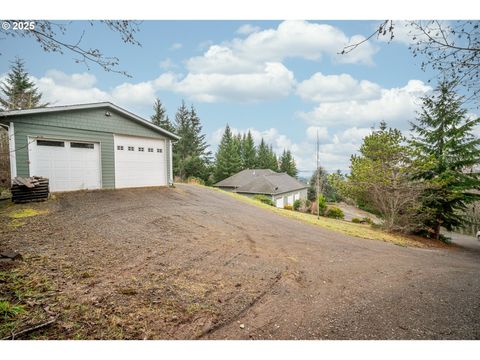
[159,58,177,70]
[297,72,381,103]
[110,81,157,106]
[171,20,379,103]
[236,24,261,35]
[306,126,329,141]
[229,20,377,65]
[187,45,262,74]
[299,80,432,130]
[34,72,110,105]
[32,70,163,107]
[158,62,296,103]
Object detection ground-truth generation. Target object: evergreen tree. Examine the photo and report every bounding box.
[411,82,480,240]
[256,138,270,169]
[214,125,242,181]
[181,105,212,181]
[347,124,425,231]
[279,149,298,177]
[189,105,210,159]
[172,101,210,181]
[235,133,243,165]
[151,97,175,133]
[267,145,279,171]
[172,100,192,180]
[0,57,48,110]
[242,131,256,169]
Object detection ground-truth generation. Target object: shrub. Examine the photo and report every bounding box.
[186,177,205,185]
[326,206,344,219]
[298,198,311,213]
[284,204,293,210]
[253,194,274,206]
[352,217,373,224]
[293,199,301,211]
[317,195,327,216]
[361,217,374,225]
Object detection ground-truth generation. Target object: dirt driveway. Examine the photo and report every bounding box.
[1,184,480,339]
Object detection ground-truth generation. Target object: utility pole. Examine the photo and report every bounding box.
[316,130,320,220]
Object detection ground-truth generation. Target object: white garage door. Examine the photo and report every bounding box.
[287,195,294,205]
[29,138,101,192]
[114,134,166,188]
[275,197,284,208]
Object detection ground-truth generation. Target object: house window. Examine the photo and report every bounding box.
[128,146,134,151]
[138,147,144,152]
[148,148,154,153]
[117,145,124,150]
[157,148,163,153]
[71,142,94,149]
[37,140,64,147]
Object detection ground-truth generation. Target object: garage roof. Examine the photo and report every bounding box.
[0,102,180,140]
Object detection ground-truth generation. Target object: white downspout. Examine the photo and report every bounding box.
[169,139,174,185]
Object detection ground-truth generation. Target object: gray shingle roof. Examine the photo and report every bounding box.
[0,102,179,140]
[214,169,307,195]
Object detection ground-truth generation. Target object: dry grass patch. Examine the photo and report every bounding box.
[205,185,437,248]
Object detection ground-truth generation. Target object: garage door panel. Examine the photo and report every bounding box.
[29,139,101,192]
[114,134,166,188]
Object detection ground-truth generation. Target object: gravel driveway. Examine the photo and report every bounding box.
[1,184,479,339]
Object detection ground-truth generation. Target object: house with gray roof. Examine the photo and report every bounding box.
[214,169,308,208]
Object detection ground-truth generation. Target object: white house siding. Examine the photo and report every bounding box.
[272,188,308,208]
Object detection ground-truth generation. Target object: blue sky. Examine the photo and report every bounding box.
[0,20,445,174]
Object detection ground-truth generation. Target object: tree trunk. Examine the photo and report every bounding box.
[434,222,441,241]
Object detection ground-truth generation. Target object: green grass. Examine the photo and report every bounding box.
[0,300,25,320]
[200,185,430,248]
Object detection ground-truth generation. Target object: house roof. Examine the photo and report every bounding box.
[214,169,308,195]
[0,102,180,140]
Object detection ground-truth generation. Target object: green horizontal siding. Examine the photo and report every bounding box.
[4,108,168,189]
[12,122,115,188]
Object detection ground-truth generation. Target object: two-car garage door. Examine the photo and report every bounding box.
[29,134,167,191]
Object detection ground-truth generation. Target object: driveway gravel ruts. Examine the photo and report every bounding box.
[1,184,479,339]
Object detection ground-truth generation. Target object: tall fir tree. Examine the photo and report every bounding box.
[0,57,48,110]
[279,149,298,177]
[411,82,480,240]
[242,131,256,169]
[214,125,242,181]
[181,105,211,181]
[189,105,210,159]
[172,101,210,181]
[267,145,279,171]
[172,100,192,180]
[151,97,175,133]
[256,138,271,169]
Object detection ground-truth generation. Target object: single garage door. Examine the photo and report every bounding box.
[114,134,166,188]
[275,197,284,208]
[29,138,101,192]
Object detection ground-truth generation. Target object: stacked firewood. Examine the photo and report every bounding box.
[11,176,49,203]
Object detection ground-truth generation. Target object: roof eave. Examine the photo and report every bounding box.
[0,102,180,140]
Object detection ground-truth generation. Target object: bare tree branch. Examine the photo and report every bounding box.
[0,20,142,77]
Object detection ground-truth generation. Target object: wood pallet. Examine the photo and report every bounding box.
[11,176,49,203]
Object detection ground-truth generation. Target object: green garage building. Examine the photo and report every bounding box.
[0,102,179,192]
